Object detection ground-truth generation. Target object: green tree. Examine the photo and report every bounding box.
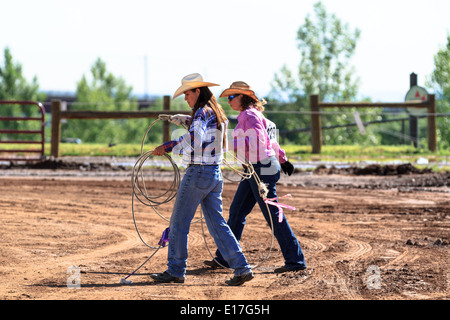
[0,47,46,140]
[63,58,148,144]
[271,1,361,103]
[268,1,376,145]
[427,34,450,149]
[0,47,45,101]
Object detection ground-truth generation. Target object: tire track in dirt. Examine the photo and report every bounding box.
[300,238,328,255]
[344,238,373,261]
[30,227,139,279]
[256,232,373,300]
[380,248,448,300]
[1,223,143,299]
[302,231,373,299]
[321,247,369,299]
[59,228,141,267]
[333,238,372,299]
[386,249,417,267]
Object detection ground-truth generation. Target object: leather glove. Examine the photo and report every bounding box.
[281,160,294,176]
[158,114,172,121]
[169,114,190,126]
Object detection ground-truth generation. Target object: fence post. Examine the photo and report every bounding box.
[51,100,61,158]
[163,95,171,143]
[409,73,419,148]
[310,94,321,154]
[427,94,437,152]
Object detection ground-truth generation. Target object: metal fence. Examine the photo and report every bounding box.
[0,100,46,161]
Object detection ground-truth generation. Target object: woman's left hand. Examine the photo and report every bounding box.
[281,160,294,176]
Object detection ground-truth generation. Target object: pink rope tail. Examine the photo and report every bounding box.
[263,194,296,223]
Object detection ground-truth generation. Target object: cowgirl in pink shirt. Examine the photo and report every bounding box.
[205,81,307,273]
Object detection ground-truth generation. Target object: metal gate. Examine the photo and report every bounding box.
[0,100,46,161]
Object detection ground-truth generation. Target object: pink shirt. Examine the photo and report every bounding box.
[233,107,287,164]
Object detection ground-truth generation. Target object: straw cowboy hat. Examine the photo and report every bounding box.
[219,81,259,101]
[173,73,219,99]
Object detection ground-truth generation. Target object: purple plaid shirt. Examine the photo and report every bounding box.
[162,104,225,165]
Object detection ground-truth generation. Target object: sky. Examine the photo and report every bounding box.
[1,0,449,102]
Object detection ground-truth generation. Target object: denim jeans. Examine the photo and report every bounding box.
[215,156,307,269]
[166,164,251,278]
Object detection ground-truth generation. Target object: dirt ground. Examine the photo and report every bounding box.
[0,158,449,301]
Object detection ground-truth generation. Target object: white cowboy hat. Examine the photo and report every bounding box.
[173,73,219,99]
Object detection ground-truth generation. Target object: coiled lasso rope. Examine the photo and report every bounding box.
[122,116,279,283]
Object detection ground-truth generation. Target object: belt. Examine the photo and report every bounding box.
[187,164,218,168]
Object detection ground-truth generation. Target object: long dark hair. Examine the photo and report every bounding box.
[188,86,228,149]
[240,95,265,112]
[188,87,228,127]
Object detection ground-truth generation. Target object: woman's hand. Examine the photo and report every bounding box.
[281,160,294,176]
[153,145,166,156]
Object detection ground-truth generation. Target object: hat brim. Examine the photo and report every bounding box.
[173,81,219,99]
[219,88,258,101]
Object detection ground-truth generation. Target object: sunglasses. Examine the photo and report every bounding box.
[228,94,240,101]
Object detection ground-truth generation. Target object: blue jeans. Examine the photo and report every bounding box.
[215,156,307,269]
[166,164,251,278]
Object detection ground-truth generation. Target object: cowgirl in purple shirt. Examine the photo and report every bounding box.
[205,81,307,273]
[151,74,253,286]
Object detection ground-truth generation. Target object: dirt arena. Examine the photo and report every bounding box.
[0,158,449,301]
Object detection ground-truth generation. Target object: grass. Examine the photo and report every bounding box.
[48,143,148,157]
[2,143,449,171]
[283,145,450,171]
[41,143,448,158]
[248,144,446,170]
[284,144,450,161]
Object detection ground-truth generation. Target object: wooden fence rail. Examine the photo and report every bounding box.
[309,94,437,154]
[50,96,190,158]
[40,94,441,158]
